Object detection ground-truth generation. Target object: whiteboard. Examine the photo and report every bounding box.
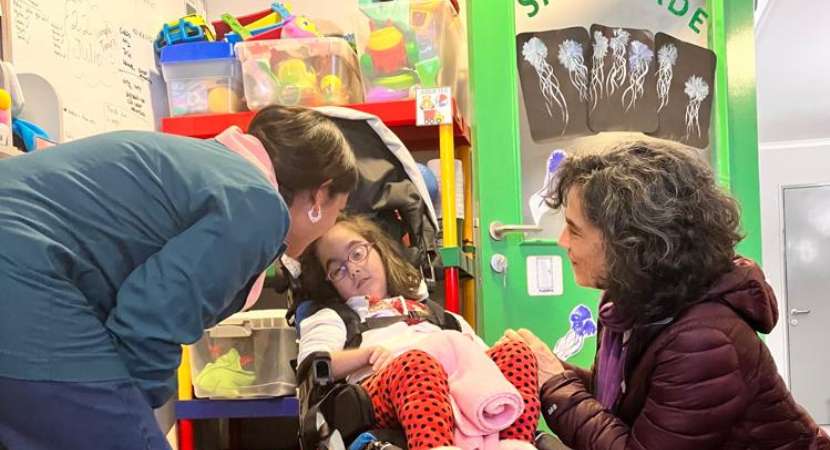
[9,0,189,140]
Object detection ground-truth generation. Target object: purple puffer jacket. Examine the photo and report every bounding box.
[540,259,830,449]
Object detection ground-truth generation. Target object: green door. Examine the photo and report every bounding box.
[464,0,760,370]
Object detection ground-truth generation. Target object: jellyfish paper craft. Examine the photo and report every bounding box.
[684,75,710,140]
[522,36,569,130]
[558,39,590,103]
[606,28,630,97]
[529,149,567,225]
[590,30,609,111]
[553,304,598,361]
[621,40,654,112]
[656,43,678,112]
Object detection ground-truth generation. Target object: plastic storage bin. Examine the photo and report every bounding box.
[160,41,245,116]
[236,37,363,110]
[356,0,461,102]
[189,309,297,399]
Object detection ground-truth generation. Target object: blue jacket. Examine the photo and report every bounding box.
[0,130,289,407]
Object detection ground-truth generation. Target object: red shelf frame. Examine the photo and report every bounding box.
[160,100,470,151]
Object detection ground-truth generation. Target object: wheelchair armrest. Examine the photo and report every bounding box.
[296,352,334,386]
[296,352,377,450]
[296,352,335,416]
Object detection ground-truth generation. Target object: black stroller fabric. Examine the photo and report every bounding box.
[267,107,439,300]
[328,116,436,269]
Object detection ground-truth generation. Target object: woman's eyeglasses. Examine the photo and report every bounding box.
[327,242,373,282]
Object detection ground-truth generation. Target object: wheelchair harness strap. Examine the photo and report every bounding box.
[303,298,462,350]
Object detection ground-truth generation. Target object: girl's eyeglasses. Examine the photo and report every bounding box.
[327,242,373,282]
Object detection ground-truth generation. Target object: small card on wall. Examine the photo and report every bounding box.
[588,24,659,134]
[416,87,453,126]
[645,33,716,149]
[516,27,592,141]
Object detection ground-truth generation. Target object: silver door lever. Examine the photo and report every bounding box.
[489,221,543,240]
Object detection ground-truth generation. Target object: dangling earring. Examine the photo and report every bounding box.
[308,205,322,224]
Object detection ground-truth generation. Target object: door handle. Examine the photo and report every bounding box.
[790,308,811,316]
[489,221,544,240]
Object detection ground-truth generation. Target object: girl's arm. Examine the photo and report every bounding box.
[330,346,391,380]
[298,308,391,380]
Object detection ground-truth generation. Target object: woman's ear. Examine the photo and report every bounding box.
[312,179,334,206]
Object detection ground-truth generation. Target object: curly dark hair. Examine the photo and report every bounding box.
[546,141,744,324]
[300,214,423,304]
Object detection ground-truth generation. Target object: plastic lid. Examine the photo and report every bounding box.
[160,41,235,64]
[230,309,288,321]
[218,309,288,325]
[210,309,289,335]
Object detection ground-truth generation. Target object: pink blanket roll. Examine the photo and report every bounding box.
[412,330,524,450]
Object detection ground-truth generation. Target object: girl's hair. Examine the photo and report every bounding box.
[248,105,358,205]
[547,141,744,325]
[300,214,423,302]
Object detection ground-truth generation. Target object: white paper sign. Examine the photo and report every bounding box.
[416,87,453,126]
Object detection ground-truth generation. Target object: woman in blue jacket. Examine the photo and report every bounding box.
[0,105,357,449]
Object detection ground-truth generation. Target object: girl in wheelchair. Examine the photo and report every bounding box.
[298,215,540,450]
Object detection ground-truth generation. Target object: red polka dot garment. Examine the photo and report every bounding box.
[361,341,540,450]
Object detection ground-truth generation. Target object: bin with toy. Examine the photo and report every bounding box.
[356,0,461,102]
[236,37,363,109]
[154,14,216,55]
[160,41,245,116]
[189,309,298,399]
[213,2,320,44]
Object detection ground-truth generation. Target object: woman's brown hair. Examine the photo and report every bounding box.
[248,105,358,206]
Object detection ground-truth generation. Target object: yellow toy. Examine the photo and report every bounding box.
[0,88,12,147]
[216,2,320,43]
[207,86,241,113]
[277,59,321,106]
[320,74,347,104]
[283,15,320,38]
[194,348,256,397]
[277,59,317,87]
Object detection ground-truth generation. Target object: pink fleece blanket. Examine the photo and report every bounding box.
[413,330,524,450]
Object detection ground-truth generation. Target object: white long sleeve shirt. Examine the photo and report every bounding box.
[298,295,487,382]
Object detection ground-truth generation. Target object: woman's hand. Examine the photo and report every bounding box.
[367,346,394,373]
[501,328,565,388]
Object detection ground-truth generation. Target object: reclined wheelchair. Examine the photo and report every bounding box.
[266,107,568,450]
[290,302,569,450]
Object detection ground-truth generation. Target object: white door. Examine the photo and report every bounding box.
[784,184,830,426]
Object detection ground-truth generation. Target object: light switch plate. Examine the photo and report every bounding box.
[527,255,563,296]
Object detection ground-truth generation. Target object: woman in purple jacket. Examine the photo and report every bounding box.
[504,142,829,449]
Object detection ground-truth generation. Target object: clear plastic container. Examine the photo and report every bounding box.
[160,41,245,116]
[189,309,297,399]
[236,37,364,110]
[356,0,461,103]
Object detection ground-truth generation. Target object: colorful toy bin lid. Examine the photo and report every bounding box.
[160,41,235,64]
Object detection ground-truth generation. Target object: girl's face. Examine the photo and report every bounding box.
[315,223,388,300]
